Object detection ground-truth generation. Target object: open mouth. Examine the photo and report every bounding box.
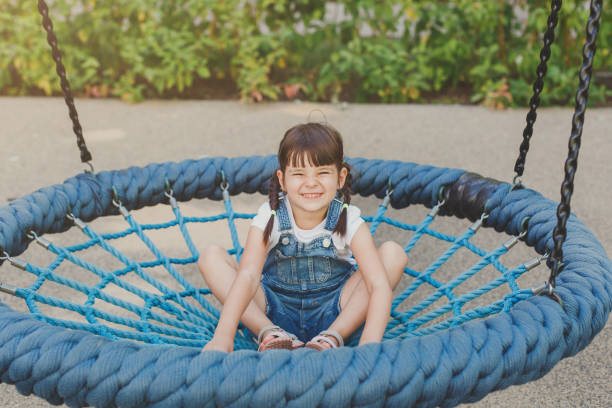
[302,193,323,199]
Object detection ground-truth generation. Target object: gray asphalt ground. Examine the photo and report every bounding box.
[0,97,610,407]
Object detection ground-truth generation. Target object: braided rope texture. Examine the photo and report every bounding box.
[0,156,610,407]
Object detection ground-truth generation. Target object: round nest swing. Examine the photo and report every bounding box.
[0,1,610,407]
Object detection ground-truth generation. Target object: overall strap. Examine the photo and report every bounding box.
[324,195,344,232]
[276,196,293,232]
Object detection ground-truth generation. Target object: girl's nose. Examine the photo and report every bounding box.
[305,176,319,186]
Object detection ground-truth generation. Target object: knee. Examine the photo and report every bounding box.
[379,241,408,282]
[379,241,407,262]
[198,245,227,271]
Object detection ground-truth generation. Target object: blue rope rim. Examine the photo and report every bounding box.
[0,155,610,407]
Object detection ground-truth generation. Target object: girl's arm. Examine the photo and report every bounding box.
[349,223,393,345]
[203,226,268,352]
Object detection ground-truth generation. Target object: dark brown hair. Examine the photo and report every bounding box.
[263,123,353,245]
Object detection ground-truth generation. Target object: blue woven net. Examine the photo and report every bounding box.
[0,183,546,351]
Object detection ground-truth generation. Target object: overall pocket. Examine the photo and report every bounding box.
[311,256,332,283]
[274,250,296,284]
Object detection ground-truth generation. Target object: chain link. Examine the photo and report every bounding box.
[548,0,602,288]
[37,0,92,164]
[514,0,562,178]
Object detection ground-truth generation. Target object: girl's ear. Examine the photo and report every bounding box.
[276,169,285,191]
[337,166,348,189]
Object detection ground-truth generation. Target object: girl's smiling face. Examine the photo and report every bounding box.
[277,156,347,223]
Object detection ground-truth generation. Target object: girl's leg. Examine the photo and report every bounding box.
[326,241,408,342]
[198,245,274,338]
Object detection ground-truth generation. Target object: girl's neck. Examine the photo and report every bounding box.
[289,200,328,230]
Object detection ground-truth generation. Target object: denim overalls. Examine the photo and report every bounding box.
[260,195,358,343]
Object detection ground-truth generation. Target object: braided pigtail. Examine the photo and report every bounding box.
[333,162,353,237]
[263,170,282,245]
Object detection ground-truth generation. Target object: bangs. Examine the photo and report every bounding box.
[286,145,336,169]
[279,123,343,170]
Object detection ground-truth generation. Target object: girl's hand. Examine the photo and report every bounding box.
[202,335,234,353]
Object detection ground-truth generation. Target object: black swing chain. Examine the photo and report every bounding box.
[514,0,562,179]
[37,0,92,164]
[547,0,602,289]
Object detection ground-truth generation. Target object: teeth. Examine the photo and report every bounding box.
[303,193,322,198]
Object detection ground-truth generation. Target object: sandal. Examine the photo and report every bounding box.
[286,332,306,350]
[257,325,304,352]
[305,330,344,351]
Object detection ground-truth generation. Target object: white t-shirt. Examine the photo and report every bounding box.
[251,198,364,266]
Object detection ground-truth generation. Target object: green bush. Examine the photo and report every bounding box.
[1,0,611,106]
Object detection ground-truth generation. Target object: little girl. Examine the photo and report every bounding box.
[199,122,408,352]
